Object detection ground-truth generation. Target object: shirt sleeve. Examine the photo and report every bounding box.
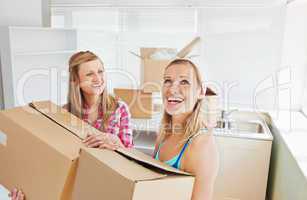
[117,102,134,148]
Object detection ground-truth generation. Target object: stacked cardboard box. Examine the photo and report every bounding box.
[0,101,194,200]
[114,88,153,118]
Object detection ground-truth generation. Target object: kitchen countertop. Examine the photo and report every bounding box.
[132,111,274,141]
[268,110,307,178]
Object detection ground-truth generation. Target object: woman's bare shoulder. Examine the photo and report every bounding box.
[189,130,216,150]
[184,130,219,173]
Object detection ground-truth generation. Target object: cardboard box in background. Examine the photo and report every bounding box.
[132,37,201,93]
[114,88,153,118]
[0,101,100,200]
[140,48,175,93]
[72,148,195,200]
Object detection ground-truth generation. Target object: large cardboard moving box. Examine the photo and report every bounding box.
[72,147,195,200]
[0,101,100,200]
[0,101,194,200]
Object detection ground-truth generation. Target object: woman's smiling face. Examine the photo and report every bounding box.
[78,59,105,96]
[162,63,201,116]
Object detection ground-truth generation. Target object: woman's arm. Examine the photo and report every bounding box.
[83,101,133,150]
[117,102,133,148]
[184,133,219,200]
[9,188,24,200]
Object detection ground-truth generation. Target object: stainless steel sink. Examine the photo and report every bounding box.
[132,110,273,156]
[214,119,272,140]
[216,121,264,134]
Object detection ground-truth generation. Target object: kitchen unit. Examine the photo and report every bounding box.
[132,110,273,200]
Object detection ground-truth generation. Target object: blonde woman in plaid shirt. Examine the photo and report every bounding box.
[9,51,133,200]
[65,51,133,149]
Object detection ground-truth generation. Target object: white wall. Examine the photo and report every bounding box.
[0,56,3,109]
[51,0,284,7]
[1,0,294,111]
[0,0,43,26]
[0,0,51,109]
[281,0,307,111]
[55,7,199,91]
[198,4,287,110]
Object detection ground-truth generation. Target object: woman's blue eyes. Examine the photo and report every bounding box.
[163,79,190,85]
[181,80,190,85]
[86,70,103,76]
[164,79,172,84]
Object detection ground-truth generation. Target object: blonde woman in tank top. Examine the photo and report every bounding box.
[154,58,219,200]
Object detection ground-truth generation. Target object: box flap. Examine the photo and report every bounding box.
[176,37,200,58]
[29,101,102,140]
[28,101,190,176]
[0,103,83,160]
[116,148,191,176]
[82,148,167,181]
[140,48,176,59]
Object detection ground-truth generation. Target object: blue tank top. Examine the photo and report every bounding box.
[154,133,201,169]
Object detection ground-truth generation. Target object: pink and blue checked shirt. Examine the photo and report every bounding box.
[82,100,133,148]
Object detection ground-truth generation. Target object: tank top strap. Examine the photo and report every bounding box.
[154,141,164,159]
[187,131,203,141]
[173,131,204,168]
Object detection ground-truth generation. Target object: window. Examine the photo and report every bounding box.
[51,6,199,89]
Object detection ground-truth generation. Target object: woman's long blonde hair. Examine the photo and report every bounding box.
[66,51,118,131]
[158,58,216,145]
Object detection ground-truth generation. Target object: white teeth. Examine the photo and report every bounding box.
[167,97,183,102]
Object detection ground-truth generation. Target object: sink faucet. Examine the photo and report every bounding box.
[220,109,239,130]
[221,109,238,120]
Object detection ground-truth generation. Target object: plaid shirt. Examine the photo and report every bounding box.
[82,100,133,148]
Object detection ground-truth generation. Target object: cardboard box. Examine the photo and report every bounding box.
[132,37,200,93]
[0,101,101,200]
[0,101,193,200]
[140,48,174,93]
[114,88,153,118]
[72,147,195,200]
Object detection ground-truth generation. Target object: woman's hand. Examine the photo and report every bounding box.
[82,132,124,150]
[8,188,25,200]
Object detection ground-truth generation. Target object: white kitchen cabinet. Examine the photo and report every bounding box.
[0,26,77,109]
